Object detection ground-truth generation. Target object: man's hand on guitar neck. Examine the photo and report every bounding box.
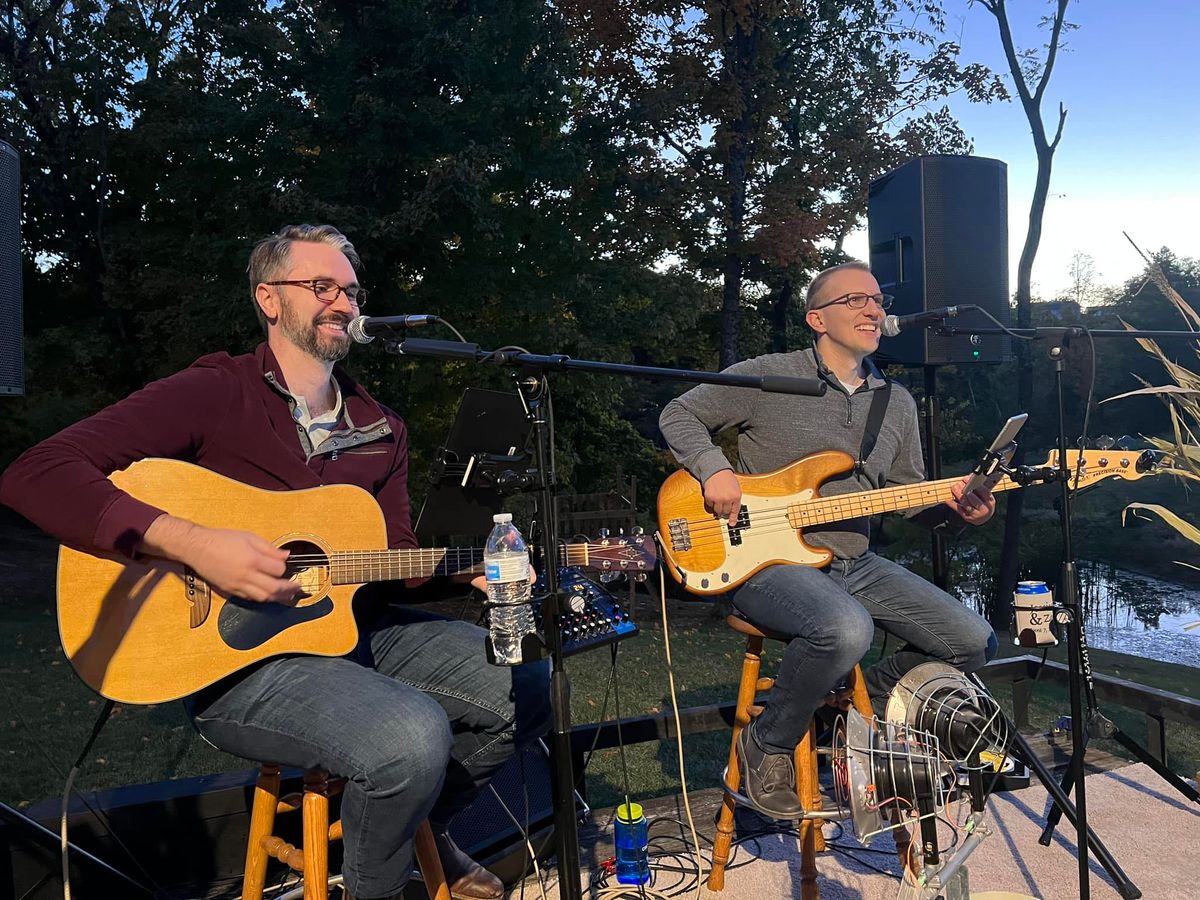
[947,475,996,526]
[141,514,301,603]
[703,469,743,526]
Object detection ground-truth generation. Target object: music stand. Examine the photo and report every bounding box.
[414,388,533,545]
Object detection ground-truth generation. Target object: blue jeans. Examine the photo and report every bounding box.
[190,607,551,899]
[732,552,997,754]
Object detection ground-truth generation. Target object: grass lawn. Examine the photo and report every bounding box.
[2,522,1198,812]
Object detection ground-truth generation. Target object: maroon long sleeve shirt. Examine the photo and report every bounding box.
[0,343,418,557]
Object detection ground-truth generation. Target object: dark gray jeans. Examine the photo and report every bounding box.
[732,552,997,754]
[190,607,551,899]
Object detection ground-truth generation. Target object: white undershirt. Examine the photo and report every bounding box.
[290,379,344,450]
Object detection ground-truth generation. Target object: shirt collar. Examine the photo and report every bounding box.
[810,346,887,391]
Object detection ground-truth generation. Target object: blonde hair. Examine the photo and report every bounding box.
[804,260,872,311]
[247,224,361,330]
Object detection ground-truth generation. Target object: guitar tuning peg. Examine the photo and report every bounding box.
[617,527,625,536]
[598,528,609,540]
[1095,435,1115,451]
[1118,434,1137,451]
[632,526,644,536]
[634,573,648,583]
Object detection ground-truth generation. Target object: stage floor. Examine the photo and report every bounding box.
[519,761,1199,900]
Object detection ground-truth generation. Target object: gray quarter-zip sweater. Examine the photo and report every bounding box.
[659,347,955,560]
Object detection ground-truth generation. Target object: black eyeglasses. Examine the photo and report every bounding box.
[813,291,894,311]
[265,279,368,309]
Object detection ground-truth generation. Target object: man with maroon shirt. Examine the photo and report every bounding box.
[0,224,549,900]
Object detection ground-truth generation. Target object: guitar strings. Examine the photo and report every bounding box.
[665,477,1028,551]
[668,452,1099,541]
[669,480,971,537]
[279,547,596,565]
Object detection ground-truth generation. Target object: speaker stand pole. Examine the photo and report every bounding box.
[921,364,949,590]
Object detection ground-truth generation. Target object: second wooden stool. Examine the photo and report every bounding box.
[707,615,874,899]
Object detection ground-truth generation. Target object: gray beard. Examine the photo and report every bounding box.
[280,299,350,363]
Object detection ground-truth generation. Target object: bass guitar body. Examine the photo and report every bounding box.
[656,452,851,595]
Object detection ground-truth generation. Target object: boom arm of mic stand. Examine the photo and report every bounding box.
[395,338,828,397]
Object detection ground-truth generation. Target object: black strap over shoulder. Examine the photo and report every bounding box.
[856,380,892,476]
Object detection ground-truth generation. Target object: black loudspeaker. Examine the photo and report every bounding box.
[442,739,587,887]
[868,155,1010,366]
[0,140,21,395]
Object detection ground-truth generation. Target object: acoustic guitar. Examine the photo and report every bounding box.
[56,458,655,703]
[656,448,1164,596]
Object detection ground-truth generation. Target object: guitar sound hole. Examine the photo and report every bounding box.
[280,539,330,603]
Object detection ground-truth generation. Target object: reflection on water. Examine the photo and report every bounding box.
[962,560,1200,668]
[1074,560,1200,668]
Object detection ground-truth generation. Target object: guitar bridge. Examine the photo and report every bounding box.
[667,518,691,551]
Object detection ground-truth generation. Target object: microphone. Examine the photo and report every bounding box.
[347,314,438,344]
[880,305,960,337]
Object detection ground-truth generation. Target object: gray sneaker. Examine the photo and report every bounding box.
[736,722,803,819]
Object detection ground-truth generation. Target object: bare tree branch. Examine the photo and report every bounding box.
[1049,100,1067,151]
[1034,0,1069,106]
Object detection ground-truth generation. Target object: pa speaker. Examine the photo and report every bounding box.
[0,140,20,395]
[868,155,1010,366]
[443,738,587,886]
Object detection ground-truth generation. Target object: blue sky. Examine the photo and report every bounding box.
[844,0,1200,300]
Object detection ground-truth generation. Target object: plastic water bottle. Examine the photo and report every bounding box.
[614,802,650,885]
[483,513,536,665]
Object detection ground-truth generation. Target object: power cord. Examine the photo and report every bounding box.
[487,776,549,900]
[655,564,705,899]
[2,680,160,896]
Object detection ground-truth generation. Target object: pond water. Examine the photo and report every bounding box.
[965,560,1200,668]
[1072,561,1200,667]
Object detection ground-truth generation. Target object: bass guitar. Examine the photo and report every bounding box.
[656,448,1162,596]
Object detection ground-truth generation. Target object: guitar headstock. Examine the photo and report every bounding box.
[580,528,658,577]
[1046,448,1168,486]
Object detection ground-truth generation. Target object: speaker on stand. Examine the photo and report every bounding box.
[868,154,1011,367]
[868,155,1011,588]
[0,140,22,397]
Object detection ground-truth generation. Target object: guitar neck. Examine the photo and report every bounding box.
[790,473,1021,527]
[329,543,591,584]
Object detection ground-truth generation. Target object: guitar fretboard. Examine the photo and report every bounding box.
[327,544,593,584]
[786,474,1021,527]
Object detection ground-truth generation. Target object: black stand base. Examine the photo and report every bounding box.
[0,800,151,896]
[1000,719,1142,899]
[1038,725,1200,849]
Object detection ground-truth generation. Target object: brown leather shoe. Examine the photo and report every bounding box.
[432,828,504,900]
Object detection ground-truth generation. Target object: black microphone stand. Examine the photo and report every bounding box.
[938,321,1200,900]
[375,336,826,900]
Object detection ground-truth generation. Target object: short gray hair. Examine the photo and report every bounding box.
[247,224,362,331]
[804,260,872,311]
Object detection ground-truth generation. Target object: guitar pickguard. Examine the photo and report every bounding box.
[217,596,336,651]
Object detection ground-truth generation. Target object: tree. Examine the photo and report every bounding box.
[978,0,1072,631]
[1068,251,1098,305]
[0,1,711,502]
[560,0,1006,368]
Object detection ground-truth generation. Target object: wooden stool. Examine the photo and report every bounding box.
[707,616,874,898]
[242,764,451,900]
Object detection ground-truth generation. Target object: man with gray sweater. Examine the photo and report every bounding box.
[658,261,997,819]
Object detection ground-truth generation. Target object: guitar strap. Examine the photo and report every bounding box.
[855,379,892,477]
